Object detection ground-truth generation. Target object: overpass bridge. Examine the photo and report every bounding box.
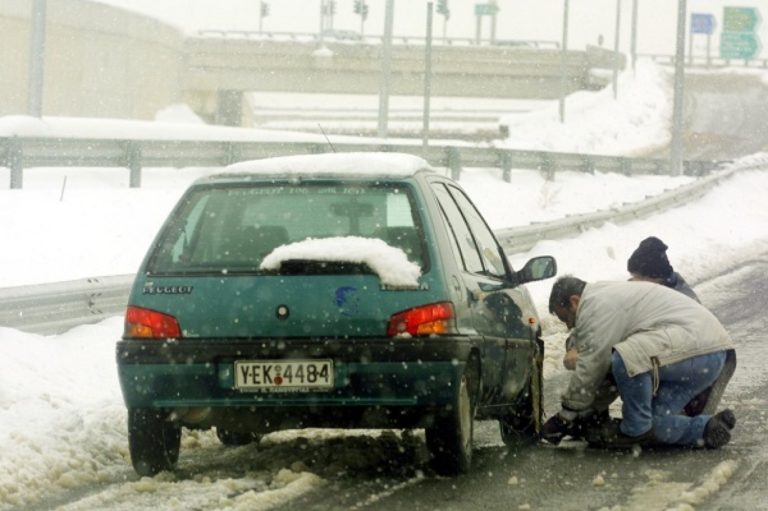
[1,0,622,127]
[183,36,622,125]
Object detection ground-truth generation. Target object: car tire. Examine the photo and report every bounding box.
[425,362,476,475]
[128,408,181,477]
[215,428,260,446]
[499,337,543,446]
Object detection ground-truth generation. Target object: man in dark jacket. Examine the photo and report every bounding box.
[559,238,735,438]
[625,236,737,416]
[565,237,697,371]
[543,277,736,449]
[627,236,698,301]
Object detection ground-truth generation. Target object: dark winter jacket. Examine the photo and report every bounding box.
[663,271,699,302]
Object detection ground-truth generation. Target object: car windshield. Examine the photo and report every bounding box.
[146,181,426,275]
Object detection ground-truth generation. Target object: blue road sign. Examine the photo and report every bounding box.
[691,13,716,35]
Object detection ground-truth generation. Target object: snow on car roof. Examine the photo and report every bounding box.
[220,152,433,178]
[260,236,422,288]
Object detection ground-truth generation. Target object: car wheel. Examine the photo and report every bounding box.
[499,338,543,446]
[426,363,476,475]
[216,428,261,446]
[128,408,181,477]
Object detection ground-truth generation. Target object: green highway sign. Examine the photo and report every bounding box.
[723,6,761,32]
[474,3,499,16]
[720,31,762,59]
[720,6,762,59]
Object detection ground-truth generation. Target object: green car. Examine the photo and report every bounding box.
[116,152,556,477]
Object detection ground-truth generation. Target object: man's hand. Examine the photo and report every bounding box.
[541,414,574,445]
[563,347,578,370]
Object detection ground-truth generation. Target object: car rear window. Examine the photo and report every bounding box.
[146,182,426,275]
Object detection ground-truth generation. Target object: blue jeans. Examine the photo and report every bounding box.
[611,350,726,446]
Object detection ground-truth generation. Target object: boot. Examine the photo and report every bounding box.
[703,409,736,449]
[586,418,657,449]
[568,409,611,441]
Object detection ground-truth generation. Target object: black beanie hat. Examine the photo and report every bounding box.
[627,236,673,278]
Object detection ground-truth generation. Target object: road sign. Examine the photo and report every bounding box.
[474,3,498,16]
[720,31,762,59]
[691,13,716,35]
[720,6,762,60]
[723,6,761,32]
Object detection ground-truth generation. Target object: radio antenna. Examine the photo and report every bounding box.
[318,123,337,152]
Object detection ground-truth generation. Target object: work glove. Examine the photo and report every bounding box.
[541,414,574,445]
[541,407,603,444]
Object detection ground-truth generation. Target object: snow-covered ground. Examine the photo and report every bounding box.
[497,60,672,155]
[2,62,768,510]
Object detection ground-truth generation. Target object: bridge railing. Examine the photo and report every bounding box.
[637,53,768,69]
[194,29,560,49]
[0,136,728,189]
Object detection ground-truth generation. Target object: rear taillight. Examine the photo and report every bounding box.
[124,306,181,339]
[387,302,457,337]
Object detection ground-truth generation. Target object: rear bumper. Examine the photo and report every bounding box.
[116,338,473,412]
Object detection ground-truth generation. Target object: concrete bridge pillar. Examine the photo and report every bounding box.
[215,90,244,126]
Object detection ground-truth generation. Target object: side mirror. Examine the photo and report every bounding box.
[516,255,557,284]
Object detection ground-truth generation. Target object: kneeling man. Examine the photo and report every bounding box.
[543,276,736,449]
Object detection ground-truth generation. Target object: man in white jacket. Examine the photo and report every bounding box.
[542,276,736,449]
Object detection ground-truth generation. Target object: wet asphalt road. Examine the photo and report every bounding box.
[23,73,768,511]
[278,76,768,509]
[289,256,768,511]
[650,73,768,161]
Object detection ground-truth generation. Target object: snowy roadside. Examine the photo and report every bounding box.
[2,167,768,510]
[3,60,768,508]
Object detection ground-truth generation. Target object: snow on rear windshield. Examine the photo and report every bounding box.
[259,236,422,288]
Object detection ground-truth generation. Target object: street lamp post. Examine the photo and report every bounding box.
[423,2,434,149]
[559,0,569,123]
[670,0,687,176]
[319,0,326,44]
[490,0,498,44]
[28,0,47,117]
[377,0,395,138]
[631,0,638,72]
[612,0,622,99]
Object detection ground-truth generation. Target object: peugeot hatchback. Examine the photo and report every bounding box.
[116,152,556,476]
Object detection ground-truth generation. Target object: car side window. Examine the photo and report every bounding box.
[446,185,508,279]
[438,206,465,271]
[432,183,484,274]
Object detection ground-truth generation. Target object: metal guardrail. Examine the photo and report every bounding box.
[0,275,134,335]
[0,136,727,189]
[495,164,741,254]
[0,160,751,335]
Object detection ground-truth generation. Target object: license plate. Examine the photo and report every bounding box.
[234,359,334,391]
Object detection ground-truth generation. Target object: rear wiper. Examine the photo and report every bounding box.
[277,259,375,275]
